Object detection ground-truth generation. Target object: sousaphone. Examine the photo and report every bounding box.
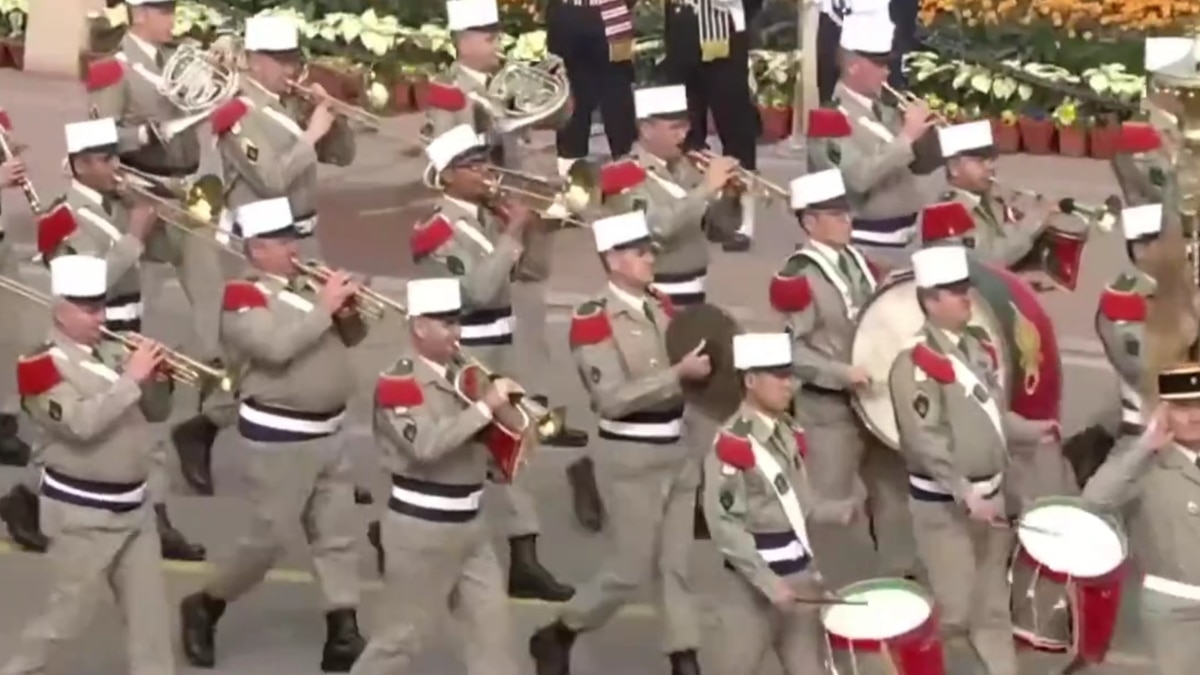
[665,303,743,421]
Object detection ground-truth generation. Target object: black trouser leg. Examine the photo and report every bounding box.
[707,35,756,171]
[597,60,637,158]
[556,57,605,161]
[889,0,920,89]
[680,61,710,151]
[817,12,842,104]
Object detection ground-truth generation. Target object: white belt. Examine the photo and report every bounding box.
[652,275,707,295]
[597,417,683,439]
[41,470,146,505]
[1144,574,1200,601]
[460,315,516,340]
[852,225,915,245]
[238,402,345,435]
[105,301,144,321]
[908,473,1002,496]
[391,485,484,512]
[758,539,808,563]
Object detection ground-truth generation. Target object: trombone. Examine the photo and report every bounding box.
[990,178,1120,232]
[485,165,596,227]
[685,150,790,200]
[115,169,249,258]
[0,275,233,391]
[291,258,406,321]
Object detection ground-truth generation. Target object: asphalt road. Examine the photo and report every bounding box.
[0,69,1150,673]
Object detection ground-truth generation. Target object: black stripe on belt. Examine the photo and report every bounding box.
[653,269,707,306]
[799,383,848,398]
[908,472,1001,503]
[723,531,812,576]
[388,474,483,523]
[237,398,346,443]
[459,306,514,347]
[597,407,685,445]
[41,467,146,513]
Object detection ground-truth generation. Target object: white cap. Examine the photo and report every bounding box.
[125,0,174,5]
[407,278,462,317]
[1145,37,1198,75]
[733,333,792,371]
[244,16,300,52]
[426,124,487,172]
[236,197,294,238]
[1122,203,1164,240]
[65,118,118,154]
[938,120,993,157]
[912,246,970,288]
[789,169,846,210]
[634,85,688,119]
[50,254,107,299]
[593,211,651,252]
[446,0,500,30]
[840,13,894,54]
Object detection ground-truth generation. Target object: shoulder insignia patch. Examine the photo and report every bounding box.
[769,259,813,313]
[911,343,955,384]
[221,280,268,312]
[827,142,842,166]
[16,351,61,397]
[84,58,124,92]
[913,392,930,418]
[242,139,258,163]
[36,205,80,257]
[389,358,415,376]
[211,97,250,135]
[1149,166,1166,187]
[568,300,613,347]
[714,421,755,470]
[1098,287,1146,323]
[375,372,424,409]
[446,255,466,275]
[410,214,454,260]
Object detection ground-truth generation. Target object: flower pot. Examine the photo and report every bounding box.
[2,39,25,71]
[0,42,12,69]
[1089,124,1119,160]
[411,77,431,110]
[1057,125,1088,157]
[1018,117,1055,155]
[757,105,792,143]
[991,119,1021,154]
[391,80,414,113]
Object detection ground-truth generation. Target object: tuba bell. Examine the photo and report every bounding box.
[479,56,571,135]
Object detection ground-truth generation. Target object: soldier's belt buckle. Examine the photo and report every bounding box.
[701,41,730,62]
[609,39,634,63]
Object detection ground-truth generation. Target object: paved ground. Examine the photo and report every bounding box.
[0,70,1151,673]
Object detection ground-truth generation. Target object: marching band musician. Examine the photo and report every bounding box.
[663,0,762,252]
[529,211,711,675]
[0,118,206,561]
[352,277,520,675]
[0,109,34,465]
[812,13,935,266]
[179,197,367,672]
[1109,38,1186,208]
[406,123,578,602]
[177,13,358,494]
[768,167,916,579]
[888,245,1055,675]
[815,0,888,103]
[1081,367,1200,675]
[702,333,861,674]
[0,255,175,675]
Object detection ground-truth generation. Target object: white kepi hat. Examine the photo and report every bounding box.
[446,0,500,31]
[50,254,107,300]
[1122,203,1164,241]
[1144,37,1199,75]
[938,120,994,158]
[423,124,489,186]
[840,14,894,55]
[912,245,970,288]
[244,16,300,52]
[733,333,792,371]
[634,85,688,120]
[593,211,652,252]
[789,168,847,210]
[65,118,118,154]
[407,278,462,318]
[236,197,295,238]
[125,0,175,5]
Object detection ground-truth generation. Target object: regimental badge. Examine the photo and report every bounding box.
[632,198,648,211]
[242,139,259,163]
[719,489,735,511]
[1124,336,1140,357]
[88,105,100,120]
[590,366,602,384]
[773,473,790,495]
[446,255,465,275]
[973,384,989,402]
[962,236,976,249]
[1149,167,1166,187]
[402,420,417,442]
[47,400,62,421]
[913,392,929,418]
[827,144,842,166]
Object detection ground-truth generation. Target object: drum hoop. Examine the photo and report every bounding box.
[1019,496,1129,561]
[820,576,933,623]
[849,271,915,451]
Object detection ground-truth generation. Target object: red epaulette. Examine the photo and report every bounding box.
[912,343,955,383]
[792,427,809,458]
[221,280,268,312]
[598,160,647,196]
[84,58,124,92]
[16,351,61,397]
[568,301,613,347]
[0,108,11,132]
[375,373,424,408]
[769,273,812,313]
[715,428,755,470]
[410,214,454,260]
[648,287,676,319]
[425,82,468,112]
[36,205,79,256]
[211,98,250,135]
[807,108,853,138]
[1098,287,1146,322]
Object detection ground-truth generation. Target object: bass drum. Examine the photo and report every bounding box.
[851,260,1064,449]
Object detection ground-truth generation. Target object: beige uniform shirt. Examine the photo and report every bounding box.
[424,62,524,171]
[919,187,1049,267]
[1095,271,1153,435]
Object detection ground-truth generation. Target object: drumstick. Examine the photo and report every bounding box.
[991,519,1062,537]
[794,596,868,606]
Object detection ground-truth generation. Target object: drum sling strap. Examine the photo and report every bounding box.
[748,435,812,556]
[945,349,1005,443]
[797,247,876,318]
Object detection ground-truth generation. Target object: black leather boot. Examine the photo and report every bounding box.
[367,520,385,575]
[565,457,605,533]
[171,414,218,495]
[0,484,48,552]
[320,608,366,672]
[156,504,206,561]
[529,620,577,675]
[0,413,30,466]
[508,534,574,602]
[530,396,589,448]
[353,485,374,505]
[180,591,226,668]
[722,232,752,252]
[692,490,710,540]
[669,649,702,675]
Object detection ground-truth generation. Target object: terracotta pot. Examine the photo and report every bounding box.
[991,119,1021,154]
[758,105,792,142]
[1089,124,1119,160]
[3,39,24,71]
[0,41,12,69]
[391,80,413,113]
[1018,116,1055,155]
[411,77,431,110]
[1057,125,1088,157]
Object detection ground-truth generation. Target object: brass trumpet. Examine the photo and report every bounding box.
[452,348,565,440]
[685,150,789,200]
[882,83,951,126]
[484,163,598,227]
[990,178,1121,232]
[291,258,406,321]
[0,275,232,391]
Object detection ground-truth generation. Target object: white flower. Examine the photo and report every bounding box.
[366,81,390,109]
[509,30,547,62]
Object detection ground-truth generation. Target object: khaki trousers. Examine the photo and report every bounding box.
[709,568,828,675]
[350,513,516,675]
[559,444,701,652]
[795,391,915,576]
[910,498,1017,675]
[1142,590,1200,675]
[203,434,361,609]
[1,499,172,675]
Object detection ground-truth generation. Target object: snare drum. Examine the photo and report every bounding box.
[1009,497,1127,664]
[822,578,944,675]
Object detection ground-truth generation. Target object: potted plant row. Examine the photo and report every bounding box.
[751,49,799,142]
[0,0,28,70]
